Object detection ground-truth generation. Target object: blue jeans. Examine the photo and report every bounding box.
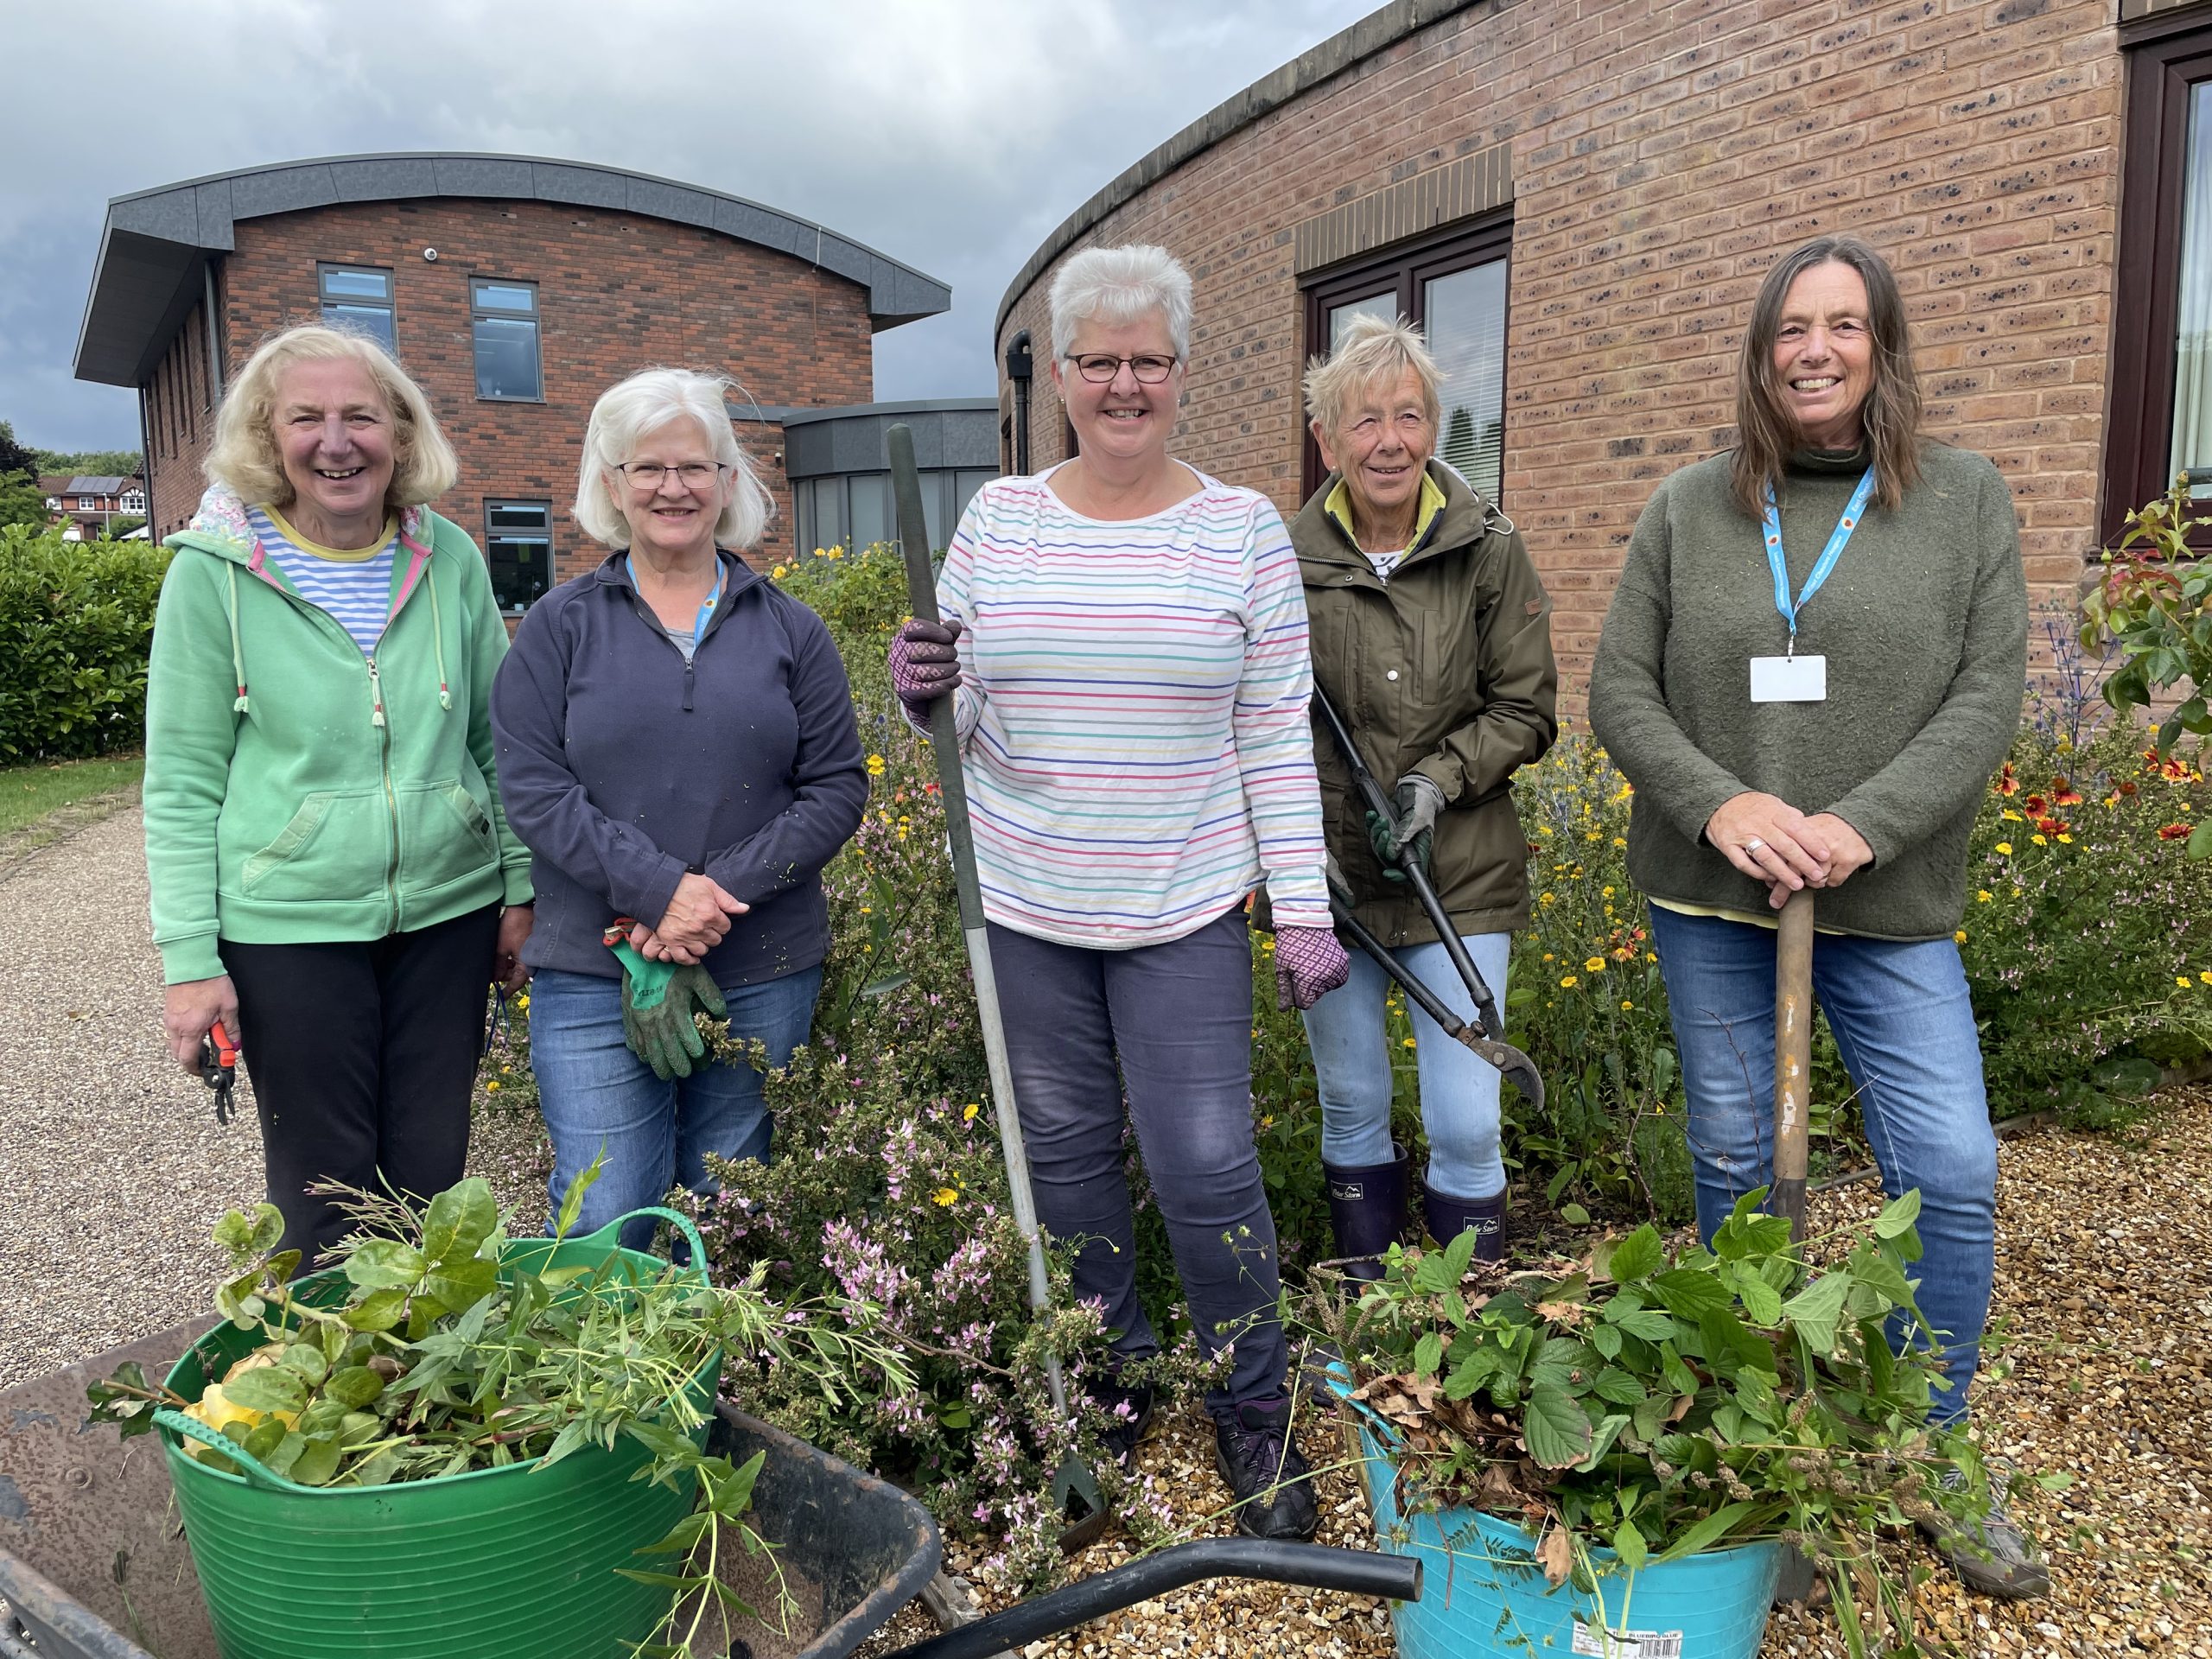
[528,965,823,1252]
[1302,931,1511,1203]
[1647,906,1997,1425]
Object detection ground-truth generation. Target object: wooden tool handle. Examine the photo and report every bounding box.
[1771,887,1815,1240]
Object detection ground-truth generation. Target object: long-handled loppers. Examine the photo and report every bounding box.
[887,424,1109,1550]
[1311,686,1544,1110]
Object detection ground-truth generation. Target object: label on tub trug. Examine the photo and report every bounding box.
[1570,1621,1685,1659]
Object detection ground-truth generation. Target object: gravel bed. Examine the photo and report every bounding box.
[0,805,550,1390]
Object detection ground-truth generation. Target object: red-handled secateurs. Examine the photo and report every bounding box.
[200,1020,238,1125]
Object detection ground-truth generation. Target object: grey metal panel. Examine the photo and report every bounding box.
[626,178,718,232]
[783,423,836,477]
[433,156,537,198]
[940,409,1001,468]
[107,188,200,246]
[192,180,237,249]
[226,162,339,221]
[329,156,442,201]
[814,233,874,286]
[827,416,887,474]
[879,266,951,323]
[74,230,200,385]
[532,162,626,209]
[713,197,807,257]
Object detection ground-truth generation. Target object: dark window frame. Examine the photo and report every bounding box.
[483,498,554,614]
[1299,213,1515,501]
[469,277,543,404]
[316,264,397,356]
[2107,13,2212,548]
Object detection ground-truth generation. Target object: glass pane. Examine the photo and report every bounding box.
[487,501,550,531]
[793,480,815,560]
[473,317,542,399]
[2173,81,2212,499]
[953,470,994,525]
[486,536,550,611]
[473,282,537,315]
[321,267,390,300]
[848,474,888,550]
[811,477,845,554]
[924,474,949,550]
[1424,259,1509,504]
[322,302,396,356]
[1328,290,1398,345]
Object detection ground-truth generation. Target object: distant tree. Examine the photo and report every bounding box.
[104,515,148,539]
[0,422,38,480]
[0,471,51,531]
[35,447,143,479]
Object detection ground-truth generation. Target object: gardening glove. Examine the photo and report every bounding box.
[1365,773,1445,883]
[888,619,963,721]
[1274,925,1351,1012]
[607,932,728,1082]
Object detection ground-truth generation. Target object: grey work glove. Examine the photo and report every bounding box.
[1365,773,1446,882]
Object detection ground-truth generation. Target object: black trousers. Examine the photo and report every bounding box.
[220,904,499,1260]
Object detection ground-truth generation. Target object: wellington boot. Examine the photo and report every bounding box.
[1422,1179,1505,1263]
[1324,1144,1409,1283]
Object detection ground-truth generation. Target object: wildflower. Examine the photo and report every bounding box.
[1402,1036,1417,1049]
[2024,794,2047,816]
[1585,957,1605,973]
[963,1103,981,1122]
[1955,931,1967,944]
[2180,978,2194,991]
[1612,836,1628,849]
[866,754,887,777]
[1542,952,1555,963]
[2031,834,2048,847]
[1560,975,1579,988]
[1601,885,1615,898]
[2057,833,2073,843]
[2163,757,2191,781]
[1620,1000,1635,1011]
[1647,950,1659,962]
[1540,892,1556,906]
[486,1080,499,1092]
[1976,890,1992,903]
[933,1187,960,1207]
[1993,762,2019,796]
[2159,823,2191,840]
[2052,779,2082,807]
[2200,971,2212,986]
[1995,842,2013,855]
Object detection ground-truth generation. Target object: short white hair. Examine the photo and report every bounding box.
[1048,245,1192,362]
[572,368,773,550]
[1303,312,1442,437]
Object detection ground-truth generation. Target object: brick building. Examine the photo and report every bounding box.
[996,0,2212,693]
[37,474,146,539]
[73,153,950,601]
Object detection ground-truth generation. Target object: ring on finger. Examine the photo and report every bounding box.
[1744,837,1766,856]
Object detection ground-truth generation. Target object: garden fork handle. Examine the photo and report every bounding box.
[1772,887,1815,1239]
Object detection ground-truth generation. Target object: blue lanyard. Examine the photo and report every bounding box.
[626,555,725,641]
[1761,467,1876,654]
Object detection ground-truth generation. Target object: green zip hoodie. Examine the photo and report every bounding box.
[143,488,532,984]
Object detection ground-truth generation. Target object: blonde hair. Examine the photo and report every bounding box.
[1048,245,1192,362]
[572,368,772,550]
[1303,312,1442,437]
[204,323,458,510]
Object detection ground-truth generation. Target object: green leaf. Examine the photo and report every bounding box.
[1522,1380,1594,1469]
[1605,1305,1679,1343]
[1442,1226,1478,1285]
[1576,1412,1630,1471]
[1414,1332,1445,1377]
[420,1179,499,1264]
[424,1257,499,1313]
[1413,1250,1453,1294]
[248,1205,284,1257]
[1591,1367,1646,1408]
[278,1344,328,1385]
[1652,1499,1756,1562]
[221,1365,307,1415]
[289,1434,341,1486]
[1611,1516,1649,1570]
[555,1154,605,1242]
[343,1287,409,1332]
[2190,818,2212,860]
[1443,1346,1505,1402]
[633,1511,712,1555]
[1605,1224,1663,1285]
[1781,1270,1852,1354]
[1560,1202,1592,1227]
[1732,1269,1783,1327]
[2035,1471,2075,1492]
[1660,1344,1699,1395]
[344,1240,426,1292]
[1589,1323,1623,1361]
[1873,1190,1922,1239]
[1649,1268,1732,1319]
[323,1365,387,1409]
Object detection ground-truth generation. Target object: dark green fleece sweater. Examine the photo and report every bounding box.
[1587,444,2027,940]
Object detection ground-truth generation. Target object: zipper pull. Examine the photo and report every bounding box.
[367,658,387,728]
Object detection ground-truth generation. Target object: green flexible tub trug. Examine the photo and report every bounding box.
[153,1207,719,1659]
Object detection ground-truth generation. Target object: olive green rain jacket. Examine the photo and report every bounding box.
[1287,460,1558,949]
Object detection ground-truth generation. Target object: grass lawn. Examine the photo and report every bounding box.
[0,753,144,840]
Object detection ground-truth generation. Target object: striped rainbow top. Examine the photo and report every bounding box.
[931,465,1331,948]
[245,505,397,655]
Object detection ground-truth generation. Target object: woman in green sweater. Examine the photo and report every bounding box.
[1589,236,2044,1599]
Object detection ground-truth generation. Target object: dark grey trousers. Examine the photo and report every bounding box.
[985,906,1287,1414]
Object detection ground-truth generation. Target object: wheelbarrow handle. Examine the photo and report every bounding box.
[156,1408,305,1492]
[885,1540,1421,1659]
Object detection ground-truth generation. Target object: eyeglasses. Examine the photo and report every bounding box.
[1065,353,1179,385]
[619,461,725,488]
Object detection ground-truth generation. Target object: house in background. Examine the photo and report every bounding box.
[996,0,2212,691]
[72,153,952,604]
[38,474,146,540]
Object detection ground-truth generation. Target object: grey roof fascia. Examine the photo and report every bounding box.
[77,151,951,385]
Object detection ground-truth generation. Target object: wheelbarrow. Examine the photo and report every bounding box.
[2,1321,1421,1659]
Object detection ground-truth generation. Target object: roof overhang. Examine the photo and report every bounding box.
[76,152,953,386]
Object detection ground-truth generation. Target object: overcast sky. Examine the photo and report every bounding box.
[0,0,1381,453]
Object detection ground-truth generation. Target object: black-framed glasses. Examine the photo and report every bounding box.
[620,461,725,487]
[1065,352,1179,384]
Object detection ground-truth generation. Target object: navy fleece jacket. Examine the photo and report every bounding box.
[490,550,867,988]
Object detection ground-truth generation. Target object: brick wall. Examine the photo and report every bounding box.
[146,299,221,537]
[999,0,2125,697]
[155,198,875,575]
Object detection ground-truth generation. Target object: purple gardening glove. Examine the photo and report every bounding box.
[889,619,963,721]
[1274,925,1351,1012]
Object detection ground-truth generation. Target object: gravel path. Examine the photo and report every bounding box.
[0,804,549,1390]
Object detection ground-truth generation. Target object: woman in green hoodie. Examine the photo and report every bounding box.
[144,324,534,1259]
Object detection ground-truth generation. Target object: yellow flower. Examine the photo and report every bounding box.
[2180,977,2195,991]
[486,1080,499,1092]
[1646,950,1659,963]
[1560,974,1579,988]
[771,563,788,579]
[2031,833,2048,847]
[2056,833,2072,843]
[1541,952,1555,963]
[1540,892,1555,906]
[1995,842,2013,855]
[1401,1036,1417,1048]
[866,754,887,777]
[2000,809,2022,822]
[932,1187,960,1207]
[2199,971,2212,986]
[1585,957,1605,974]
[1601,886,1615,898]
[1955,930,1967,944]
[1620,1000,1635,1011]
[963,1103,981,1122]
[1976,890,1992,903]
[1612,836,1628,849]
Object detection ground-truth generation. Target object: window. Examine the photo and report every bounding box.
[2109,16,2212,543]
[319,265,396,356]
[471,280,542,402]
[121,490,144,512]
[484,500,552,613]
[1301,215,1512,505]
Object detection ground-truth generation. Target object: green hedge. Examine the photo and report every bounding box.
[0,524,169,761]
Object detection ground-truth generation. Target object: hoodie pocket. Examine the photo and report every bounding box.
[238,791,384,895]
[397,779,499,896]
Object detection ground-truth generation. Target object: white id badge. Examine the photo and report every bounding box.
[1749,653,1827,702]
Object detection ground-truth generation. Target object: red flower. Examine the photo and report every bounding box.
[1993,763,2020,798]
[2052,778,2083,807]
[2024,794,2048,817]
[2120,780,2139,798]
[2159,823,2192,841]
[2163,758,2193,781]
[2033,817,2070,836]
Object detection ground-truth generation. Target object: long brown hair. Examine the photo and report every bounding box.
[1730,235,1923,518]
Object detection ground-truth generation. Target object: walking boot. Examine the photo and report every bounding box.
[1212,1396,1319,1540]
[1323,1144,1409,1283]
[1422,1179,1506,1263]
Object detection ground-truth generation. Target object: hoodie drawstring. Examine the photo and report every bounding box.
[226,564,250,714]
[428,564,453,711]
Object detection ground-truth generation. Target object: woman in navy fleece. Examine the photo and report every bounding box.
[492,368,866,1248]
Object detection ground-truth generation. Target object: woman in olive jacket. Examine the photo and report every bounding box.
[1290,313,1557,1268]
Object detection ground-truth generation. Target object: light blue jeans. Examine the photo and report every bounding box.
[1302,931,1512,1203]
[528,965,822,1252]
[1647,906,1997,1425]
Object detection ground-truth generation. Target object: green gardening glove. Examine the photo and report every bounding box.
[607,934,728,1081]
[1364,773,1445,883]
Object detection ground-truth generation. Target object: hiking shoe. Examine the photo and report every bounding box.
[1919,1466,2050,1599]
[1090,1380,1155,1472]
[1212,1396,1319,1540]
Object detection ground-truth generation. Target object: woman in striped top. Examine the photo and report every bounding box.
[891,245,1345,1541]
